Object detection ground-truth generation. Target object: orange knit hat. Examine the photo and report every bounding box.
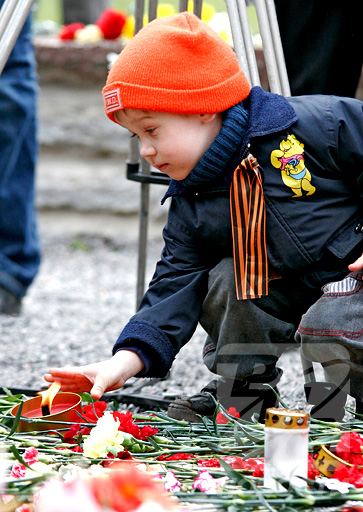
[103,12,250,121]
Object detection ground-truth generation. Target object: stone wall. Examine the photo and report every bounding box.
[35,38,363,100]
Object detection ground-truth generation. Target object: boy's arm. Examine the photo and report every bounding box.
[43,350,144,399]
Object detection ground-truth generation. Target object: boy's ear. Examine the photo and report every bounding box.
[199,113,220,124]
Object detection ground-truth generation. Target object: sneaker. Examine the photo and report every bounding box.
[0,285,22,316]
[167,370,282,423]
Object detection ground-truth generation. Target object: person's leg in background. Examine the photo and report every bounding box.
[297,270,363,415]
[0,5,41,315]
[274,0,363,97]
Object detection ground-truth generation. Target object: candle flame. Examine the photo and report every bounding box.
[37,381,61,410]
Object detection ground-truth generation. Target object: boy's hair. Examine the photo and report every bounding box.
[102,11,251,122]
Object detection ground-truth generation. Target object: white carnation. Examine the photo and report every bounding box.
[83,412,124,459]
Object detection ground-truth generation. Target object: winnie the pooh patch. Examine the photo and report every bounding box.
[270,134,316,198]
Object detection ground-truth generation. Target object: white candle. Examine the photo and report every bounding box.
[264,408,310,491]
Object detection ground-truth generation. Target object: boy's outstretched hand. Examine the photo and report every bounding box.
[44,350,145,400]
[348,252,363,272]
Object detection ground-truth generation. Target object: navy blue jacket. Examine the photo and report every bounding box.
[113,87,363,377]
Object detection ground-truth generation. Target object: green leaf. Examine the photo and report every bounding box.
[236,423,264,445]
[200,416,215,436]
[111,399,119,412]
[249,478,278,512]
[1,387,14,397]
[233,422,247,446]
[6,401,23,438]
[211,400,221,436]
[163,430,182,445]
[263,384,289,409]
[244,446,264,459]
[79,392,93,404]
[147,435,162,451]
[8,445,33,471]
[73,409,95,424]
[218,457,253,488]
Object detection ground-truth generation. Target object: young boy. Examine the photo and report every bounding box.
[45,12,363,422]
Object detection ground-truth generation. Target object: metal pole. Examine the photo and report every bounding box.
[236,0,260,86]
[225,0,251,83]
[131,0,151,309]
[148,0,157,22]
[193,0,202,18]
[179,0,188,11]
[0,0,35,75]
[264,0,290,96]
[136,161,151,308]
[134,0,144,33]
[0,0,17,38]
[254,0,281,94]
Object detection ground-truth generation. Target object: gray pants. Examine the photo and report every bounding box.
[199,255,363,396]
[296,271,363,400]
[199,257,321,383]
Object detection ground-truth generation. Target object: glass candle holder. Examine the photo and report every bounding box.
[264,407,310,491]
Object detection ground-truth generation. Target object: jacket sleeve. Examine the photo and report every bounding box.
[112,196,215,377]
[332,96,363,200]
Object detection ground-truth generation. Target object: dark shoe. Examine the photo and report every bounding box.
[167,370,282,424]
[0,286,22,316]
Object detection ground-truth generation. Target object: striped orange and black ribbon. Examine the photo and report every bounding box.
[230,153,268,300]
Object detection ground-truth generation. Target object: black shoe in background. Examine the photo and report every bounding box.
[0,285,22,316]
[167,370,282,423]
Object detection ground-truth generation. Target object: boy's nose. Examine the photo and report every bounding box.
[140,141,156,158]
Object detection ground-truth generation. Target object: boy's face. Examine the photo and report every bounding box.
[114,109,223,181]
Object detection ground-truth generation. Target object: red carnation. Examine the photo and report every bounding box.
[334,464,363,488]
[157,452,195,461]
[197,458,221,468]
[216,407,241,424]
[63,423,91,443]
[82,401,107,423]
[113,410,158,440]
[307,453,320,480]
[224,456,246,469]
[336,432,363,464]
[139,425,158,440]
[59,22,85,40]
[95,8,127,39]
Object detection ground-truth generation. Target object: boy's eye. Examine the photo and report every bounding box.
[145,128,156,134]
[130,133,138,139]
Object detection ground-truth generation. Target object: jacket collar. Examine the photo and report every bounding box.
[162,87,298,202]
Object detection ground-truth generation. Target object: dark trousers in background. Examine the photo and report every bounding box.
[274,0,363,97]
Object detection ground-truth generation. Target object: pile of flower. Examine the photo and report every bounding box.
[57,3,233,45]
[2,390,363,511]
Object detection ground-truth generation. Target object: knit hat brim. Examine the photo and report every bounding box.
[103,12,251,121]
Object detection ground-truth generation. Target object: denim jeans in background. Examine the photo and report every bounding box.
[297,271,363,401]
[0,4,40,297]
